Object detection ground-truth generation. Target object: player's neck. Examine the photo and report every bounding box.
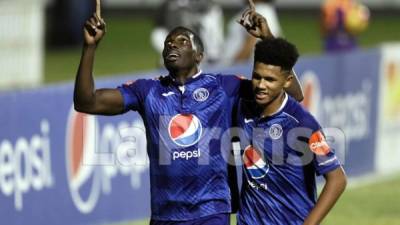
[259,92,287,118]
[170,67,200,85]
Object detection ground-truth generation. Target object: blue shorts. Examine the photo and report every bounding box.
[150,213,230,225]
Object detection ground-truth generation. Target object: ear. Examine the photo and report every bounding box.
[283,73,294,89]
[195,52,204,64]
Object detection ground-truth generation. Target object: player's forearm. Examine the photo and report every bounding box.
[285,70,304,102]
[74,44,97,111]
[303,167,347,225]
[234,36,257,63]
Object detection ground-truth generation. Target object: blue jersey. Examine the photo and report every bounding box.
[118,72,247,221]
[236,94,341,225]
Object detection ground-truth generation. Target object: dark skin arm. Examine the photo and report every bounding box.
[234,35,258,63]
[73,6,125,115]
[304,167,347,225]
[238,1,304,101]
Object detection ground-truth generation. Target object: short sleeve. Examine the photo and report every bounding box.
[216,74,252,99]
[308,129,341,176]
[298,113,341,176]
[117,79,152,111]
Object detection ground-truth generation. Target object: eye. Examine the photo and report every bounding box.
[265,77,275,82]
[252,73,261,80]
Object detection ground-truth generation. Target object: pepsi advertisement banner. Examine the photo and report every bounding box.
[294,49,380,176]
[0,49,380,225]
[0,78,153,225]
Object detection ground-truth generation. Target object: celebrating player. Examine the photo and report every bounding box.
[236,11,347,225]
[75,5,249,224]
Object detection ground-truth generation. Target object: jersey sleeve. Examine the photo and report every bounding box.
[302,115,341,176]
[216,74,252,99]
[309,129,341,176]
[117,79,152,111]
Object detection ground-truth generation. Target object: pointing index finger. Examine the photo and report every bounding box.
[96,0,102,19]
[248,0,255,11]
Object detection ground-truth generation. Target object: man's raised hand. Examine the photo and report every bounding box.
[237,0,273,40]
[83,0,106,46]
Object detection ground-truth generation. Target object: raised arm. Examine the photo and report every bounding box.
[303,167,347,225]
[74,10,125,115]
[237,0,304,101]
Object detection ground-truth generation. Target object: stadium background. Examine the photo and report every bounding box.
[1,0,400,224]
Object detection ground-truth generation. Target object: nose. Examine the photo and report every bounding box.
[257,79,267,89]
[167,41,178,49]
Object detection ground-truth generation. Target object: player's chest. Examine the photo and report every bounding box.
[146,83,226,115]
[241,117,291,158]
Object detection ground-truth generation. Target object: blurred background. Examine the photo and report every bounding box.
[0,0,399,225]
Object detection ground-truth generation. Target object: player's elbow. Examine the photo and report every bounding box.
[74,102,89,113]
[73,98,95,114]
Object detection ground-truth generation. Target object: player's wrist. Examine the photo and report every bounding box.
[260,31,273,40]
[83,43,97,49]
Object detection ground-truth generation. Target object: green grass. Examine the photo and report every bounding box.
[45,12,400,84]
[114,175,400,225]
[324,176,400,225]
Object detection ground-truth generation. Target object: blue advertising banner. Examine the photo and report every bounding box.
[0,49,381,224]
[0,78,154,225]
[294,49,380,176]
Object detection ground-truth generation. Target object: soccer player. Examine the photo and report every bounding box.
[235,26,347,225]
[73,2,302,224]
[75,20,239,224]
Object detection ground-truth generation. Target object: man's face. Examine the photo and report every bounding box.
[162,31,200,71]
[252,62,292,106]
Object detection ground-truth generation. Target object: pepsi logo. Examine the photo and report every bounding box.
[168,114,202,147]
[65,106,149,214]
[243,145,269,179]
[66,108,100,213]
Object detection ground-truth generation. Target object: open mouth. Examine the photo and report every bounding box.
[255,91,268,100]
[165,52,180,61]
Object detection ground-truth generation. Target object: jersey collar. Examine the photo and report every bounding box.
[168,70,203,86]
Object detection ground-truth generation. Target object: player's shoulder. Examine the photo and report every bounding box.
[121,75,166,91]
[212,73,248,84]
[283,95,320,131]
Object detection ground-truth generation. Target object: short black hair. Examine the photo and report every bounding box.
[254,37,299,71]
[168,26,204,53]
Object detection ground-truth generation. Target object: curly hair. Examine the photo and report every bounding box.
[168,26,204,54]
[254,37,299,71]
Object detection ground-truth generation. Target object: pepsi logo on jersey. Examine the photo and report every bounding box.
[168,114,202,147]
[168,114,203,160]
[243,145,269,179]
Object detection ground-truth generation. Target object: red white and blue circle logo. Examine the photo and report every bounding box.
[168,114,203,147]
[243,145,269,179]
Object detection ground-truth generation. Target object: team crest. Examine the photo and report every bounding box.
[193,88,209,102]
[269,124,283,140]
[168,114,202,147]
